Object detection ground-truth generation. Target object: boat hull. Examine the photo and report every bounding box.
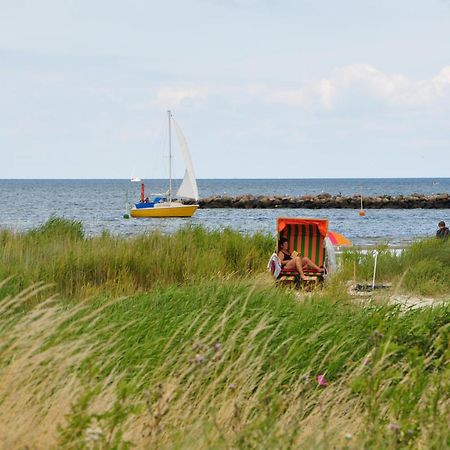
[130,204,198,218]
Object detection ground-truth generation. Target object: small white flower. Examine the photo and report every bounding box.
[85,427,103,441]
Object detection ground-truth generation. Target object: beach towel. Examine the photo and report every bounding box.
[267,253,282,279]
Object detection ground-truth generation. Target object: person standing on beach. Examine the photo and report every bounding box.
[436,221,449,239]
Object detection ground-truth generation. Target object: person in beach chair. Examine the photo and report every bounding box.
[278,237,325,281]
[268,217,330,287]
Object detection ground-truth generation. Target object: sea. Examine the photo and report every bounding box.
[1,178,449,247]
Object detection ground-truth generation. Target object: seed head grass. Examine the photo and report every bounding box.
[0,282,448,449]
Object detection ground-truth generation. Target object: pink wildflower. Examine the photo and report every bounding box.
[316,374,328,386]
[195,354,205,364]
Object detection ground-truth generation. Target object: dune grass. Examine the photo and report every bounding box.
[0,217,274,300]
[339,238,450,296]
[0,281,448,449]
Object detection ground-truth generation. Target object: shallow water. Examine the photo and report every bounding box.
[1,178,448,246]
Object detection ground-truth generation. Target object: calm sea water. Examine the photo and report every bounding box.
[1,178,449,246]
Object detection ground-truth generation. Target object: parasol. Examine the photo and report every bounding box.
[327,230,352,246]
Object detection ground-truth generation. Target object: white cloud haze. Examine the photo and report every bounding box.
[153,65,450,111]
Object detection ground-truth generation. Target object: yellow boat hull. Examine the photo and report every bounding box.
[130,204,198,218]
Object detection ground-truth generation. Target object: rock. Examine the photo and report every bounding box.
[195,193,450,209]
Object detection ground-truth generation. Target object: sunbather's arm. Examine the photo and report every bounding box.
[278,251,288,266]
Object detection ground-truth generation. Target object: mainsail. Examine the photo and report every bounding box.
[172,118,199,201]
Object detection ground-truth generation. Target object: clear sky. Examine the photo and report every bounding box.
[1,0,450,179]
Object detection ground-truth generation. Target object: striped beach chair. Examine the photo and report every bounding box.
[275,217,329,288]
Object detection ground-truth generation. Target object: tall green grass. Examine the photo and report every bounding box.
[2,217,448,300]
[0,218,274,299]
[0,282,448,449]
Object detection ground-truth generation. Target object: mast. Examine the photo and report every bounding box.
[168,110,172,203]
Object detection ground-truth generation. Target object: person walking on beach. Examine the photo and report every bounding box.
[436,221,449,239]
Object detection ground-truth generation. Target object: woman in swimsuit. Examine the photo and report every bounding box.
[278,237,325,281]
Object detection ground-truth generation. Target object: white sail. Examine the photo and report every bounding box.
[172,118,199,201]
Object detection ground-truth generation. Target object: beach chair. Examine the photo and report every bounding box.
[269,217,329,288]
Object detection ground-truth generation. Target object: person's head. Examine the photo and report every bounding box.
[278,237,289,251]
[438,221,446,228]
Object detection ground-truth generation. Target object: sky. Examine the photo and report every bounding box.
[1,0,450,179]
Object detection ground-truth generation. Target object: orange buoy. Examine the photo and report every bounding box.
[359,193,365,216]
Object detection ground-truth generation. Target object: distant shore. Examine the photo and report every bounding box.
[185,192,450,209]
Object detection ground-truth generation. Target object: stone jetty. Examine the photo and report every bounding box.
[183,193,450,209]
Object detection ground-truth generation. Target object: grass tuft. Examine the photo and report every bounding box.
[30,216,85,240]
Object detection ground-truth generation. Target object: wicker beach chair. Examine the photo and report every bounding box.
[272,217,329,288]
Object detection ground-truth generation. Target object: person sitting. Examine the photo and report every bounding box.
[144,197,150,203]
[436,221,449,239]
[277,237,325,281]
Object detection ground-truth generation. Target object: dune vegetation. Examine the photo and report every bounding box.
[339,238,450,296]
[0,217,273,300]
[0,218,449,449]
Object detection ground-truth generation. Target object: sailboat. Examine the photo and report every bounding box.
[130,111,199,218]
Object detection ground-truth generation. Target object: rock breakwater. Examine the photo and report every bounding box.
[183,193,450,209]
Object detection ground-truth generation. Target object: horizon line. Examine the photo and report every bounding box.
[1,176,449,181]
